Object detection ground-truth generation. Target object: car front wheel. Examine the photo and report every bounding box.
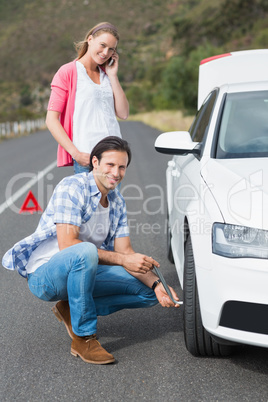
[183,234,234,357]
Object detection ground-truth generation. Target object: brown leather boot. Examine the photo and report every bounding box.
[52,300,74,339]
[71,334,115,364]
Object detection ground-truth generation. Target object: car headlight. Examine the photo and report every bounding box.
[212,223,268,259]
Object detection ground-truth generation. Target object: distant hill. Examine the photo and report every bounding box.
[0,0,267,121]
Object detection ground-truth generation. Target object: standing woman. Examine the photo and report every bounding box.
[46,22,129,174]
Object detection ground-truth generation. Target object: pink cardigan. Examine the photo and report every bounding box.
[47,61,107,167]
[47,61,77,167]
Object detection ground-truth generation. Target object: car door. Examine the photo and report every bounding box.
[169,90,218,281]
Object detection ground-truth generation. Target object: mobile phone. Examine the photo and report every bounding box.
[108,58,114,66]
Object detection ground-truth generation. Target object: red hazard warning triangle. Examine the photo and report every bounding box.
[19,190,43,214]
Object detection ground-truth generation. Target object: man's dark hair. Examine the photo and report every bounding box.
[89,136,132,172]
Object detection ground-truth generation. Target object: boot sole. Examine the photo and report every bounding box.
[52,305,73,340]
[71,349,115,365]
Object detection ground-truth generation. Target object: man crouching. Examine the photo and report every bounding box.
[2,136,180,364]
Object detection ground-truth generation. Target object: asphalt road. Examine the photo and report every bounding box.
[0,122,267,402]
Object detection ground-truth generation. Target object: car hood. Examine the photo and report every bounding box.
[201,158,268,230]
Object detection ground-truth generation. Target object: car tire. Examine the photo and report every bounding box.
[166,214,174,264]
[183,234,234,357]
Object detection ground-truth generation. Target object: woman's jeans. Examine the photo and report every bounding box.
[73,160,89,174]
[27,242,158,337]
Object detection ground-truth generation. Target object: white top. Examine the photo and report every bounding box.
[78,201,110,247]
[26,202,110,274]
[73,61,122,154]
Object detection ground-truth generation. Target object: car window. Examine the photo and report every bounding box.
[190,89,218,143]
[216,90,268,158]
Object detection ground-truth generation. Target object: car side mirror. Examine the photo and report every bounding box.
[155,131,200,156]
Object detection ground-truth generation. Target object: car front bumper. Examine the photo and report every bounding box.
[196,254,268,348]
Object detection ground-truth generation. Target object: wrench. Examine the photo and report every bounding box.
[154,266,183,305]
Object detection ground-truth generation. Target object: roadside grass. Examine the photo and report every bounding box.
[128,110,194,133]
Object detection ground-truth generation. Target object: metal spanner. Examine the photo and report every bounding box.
[154,266,183,305]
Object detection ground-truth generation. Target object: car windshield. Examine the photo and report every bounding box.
[216,90,268,158]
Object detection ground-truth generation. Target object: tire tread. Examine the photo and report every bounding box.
[183,235,234,357]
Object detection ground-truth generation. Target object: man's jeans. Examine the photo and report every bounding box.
[27,242,158,336]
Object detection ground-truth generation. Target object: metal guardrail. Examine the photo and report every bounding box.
[0,118,46,138]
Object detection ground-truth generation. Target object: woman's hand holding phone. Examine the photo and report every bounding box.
[106,51,118,69]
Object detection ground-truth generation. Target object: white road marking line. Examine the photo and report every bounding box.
[0,160,57,215]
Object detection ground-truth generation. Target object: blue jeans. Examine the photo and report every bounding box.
[27,242,158,336]
[73,160,89,174]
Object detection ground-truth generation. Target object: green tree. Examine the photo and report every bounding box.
[154,43,224,112]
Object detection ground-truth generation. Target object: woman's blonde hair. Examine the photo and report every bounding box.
[74,22,119,59]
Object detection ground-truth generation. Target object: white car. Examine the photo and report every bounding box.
[155,50,268,356]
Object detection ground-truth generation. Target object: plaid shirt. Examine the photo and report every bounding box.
[2,172,129,278]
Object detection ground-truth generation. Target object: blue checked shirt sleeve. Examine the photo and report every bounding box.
[114,199,129,239]
[52,179,86,227]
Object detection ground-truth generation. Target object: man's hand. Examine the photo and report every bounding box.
[122,253,159,274]
[154,283,181,308]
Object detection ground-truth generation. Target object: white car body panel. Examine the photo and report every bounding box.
[198,49,268,108]
[168,153,268,348]
[196,254,268,347]
[201,158,268,230]
[155,59,268,350]
[168,154,224,286]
